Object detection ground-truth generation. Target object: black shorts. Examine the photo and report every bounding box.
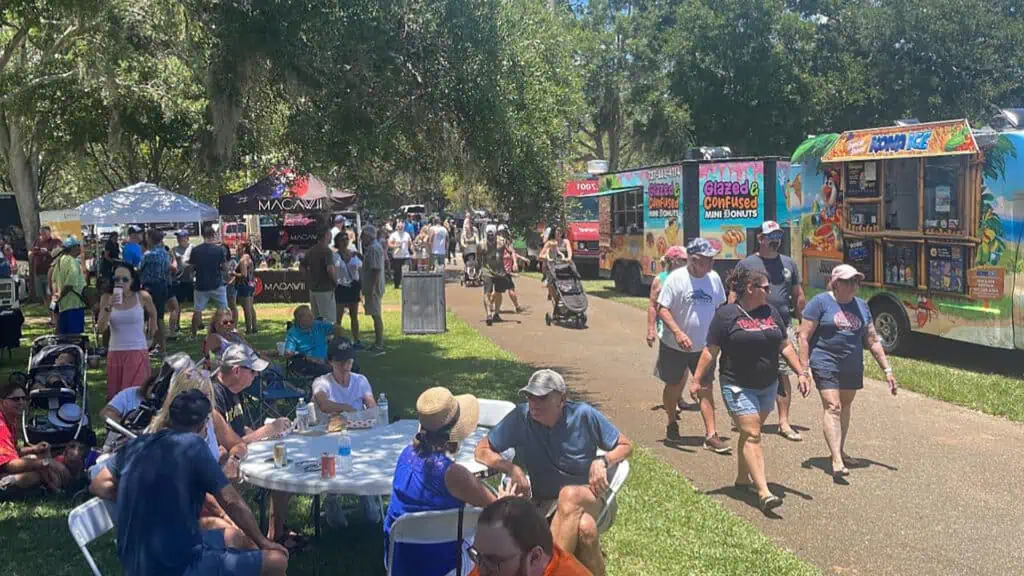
[144,283,169,317]
[812,369,864,390]
[483,275,512,294]
[175,282,194,303]
[335,282,361,305]
[654,341,706,386]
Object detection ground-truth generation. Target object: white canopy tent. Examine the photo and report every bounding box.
[77,182,218,225]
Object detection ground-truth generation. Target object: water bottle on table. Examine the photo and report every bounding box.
[294,397,308,432]
[336,430,352,473]
[377,393,389,427]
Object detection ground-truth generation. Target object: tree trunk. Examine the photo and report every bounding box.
[0,112,41,252]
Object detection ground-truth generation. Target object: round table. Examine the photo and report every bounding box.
[240,419,495,497]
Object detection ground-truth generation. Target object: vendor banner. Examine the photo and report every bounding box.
[260,224,320,251]
[699,161,764,259]
[821,119,978,163]
[253,269,306,303]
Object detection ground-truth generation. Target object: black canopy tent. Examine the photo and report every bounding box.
[218,169,357,215]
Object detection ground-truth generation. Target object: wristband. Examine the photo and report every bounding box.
[884,367,893,375]
[596,455,609,468]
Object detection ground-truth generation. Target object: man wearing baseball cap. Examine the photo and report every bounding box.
[122,225,144,268]
[656,237,729,452]
[735,221,806,441]
[53,236,87,335]
[475,369,632,576]
[478,225,512,325]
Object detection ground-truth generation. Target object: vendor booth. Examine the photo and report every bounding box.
[78,182,218,225]
[218,168,357,303]
[791,117,1024,352]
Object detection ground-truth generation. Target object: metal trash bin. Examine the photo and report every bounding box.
[401,271,447,334]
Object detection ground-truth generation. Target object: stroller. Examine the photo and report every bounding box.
[544,260,589,329]
[18,335,95,448]
[461,250,482,287]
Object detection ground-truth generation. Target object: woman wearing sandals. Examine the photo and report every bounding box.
[693,267,807,514]
[799,264,897,480]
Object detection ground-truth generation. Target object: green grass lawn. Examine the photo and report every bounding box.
[0,295,815,576]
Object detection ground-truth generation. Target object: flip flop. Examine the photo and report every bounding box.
[780,428,803,442]
[842,454,862,467]
[832,466,850,480]
[759,494,783,514]
[734,482,756,493]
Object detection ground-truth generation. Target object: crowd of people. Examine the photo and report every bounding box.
[651,222,898,514]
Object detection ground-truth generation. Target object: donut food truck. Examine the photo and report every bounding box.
[789,113,1024,352]
[587,156,795,295]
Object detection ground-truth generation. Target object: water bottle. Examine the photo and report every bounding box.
[295,397,308,432]
[307,401,318,427]
[336,430,352,473]
[377,393,389,427]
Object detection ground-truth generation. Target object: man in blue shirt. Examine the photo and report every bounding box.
[121,225,144,268]
[139,229,172,355]
[90,389,288,576]
[475,369,632,576]
[284,304,334,377]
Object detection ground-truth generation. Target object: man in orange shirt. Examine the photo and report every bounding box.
[468,497,592,576]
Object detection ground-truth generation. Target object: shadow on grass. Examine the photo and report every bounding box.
[894,332,1024,379]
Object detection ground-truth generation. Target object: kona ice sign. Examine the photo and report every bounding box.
[821,119,979,163]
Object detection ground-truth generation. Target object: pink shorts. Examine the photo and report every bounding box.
[107,349,152,400]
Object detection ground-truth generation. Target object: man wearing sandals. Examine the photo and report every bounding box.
[475,369,633,576]
[735,221,806,442]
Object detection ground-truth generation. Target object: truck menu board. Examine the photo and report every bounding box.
[845,162,879,198]
[926,244,966,293]
[844,238,875,281]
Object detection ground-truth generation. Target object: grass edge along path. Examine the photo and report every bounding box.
[0,302,815,576]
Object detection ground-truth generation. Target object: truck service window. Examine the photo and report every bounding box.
[924,156,966,234]
[884,159,920,231]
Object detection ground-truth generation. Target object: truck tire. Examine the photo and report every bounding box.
[870,298,910,355]
[626,263,645,296]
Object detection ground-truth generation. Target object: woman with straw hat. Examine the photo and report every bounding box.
[384,387,516,576]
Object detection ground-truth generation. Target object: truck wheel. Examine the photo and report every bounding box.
[612,264,627,293]
[871,299,909,354]
[626,264,645,296]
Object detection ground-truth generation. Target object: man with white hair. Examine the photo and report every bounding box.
[360,224,386,355]
[475,369,633,576]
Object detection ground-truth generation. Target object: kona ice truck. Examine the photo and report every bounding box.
[789,113,1024,352]
[586,158,795,295]
[564,179,601,276]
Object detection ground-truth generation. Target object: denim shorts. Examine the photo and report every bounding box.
[721,381,778,416]
[183,529,263,576]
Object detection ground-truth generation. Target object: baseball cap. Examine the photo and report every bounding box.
[761,221,783,237]
[334,215,345,223]
[829,264,865,287]
[685,237,720,258]
[663,245,687,262]
[485,224,497,236]
[169,389,212,428]
[62,235,81,249]
[328,341,355,363]
[219,343,269,372]
[127,225,142,234]
[520,369,567,397]
[175,229,190,237]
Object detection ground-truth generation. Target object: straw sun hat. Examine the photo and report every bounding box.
[416,387,480,444]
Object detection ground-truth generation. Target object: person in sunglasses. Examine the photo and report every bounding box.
[96,262,158,400]
[467,496,590,576]
[692,267,806,515]
[204,308,254,362]
[735,220,805,442]
[0,379,73,498]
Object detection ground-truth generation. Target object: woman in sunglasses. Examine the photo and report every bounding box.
[96,261,158,400]
[0,379,73,498]
[692,267,806,514]
[203,308,253,362]
[799,264,897,480]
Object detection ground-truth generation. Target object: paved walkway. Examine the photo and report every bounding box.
[443,271,1024,575]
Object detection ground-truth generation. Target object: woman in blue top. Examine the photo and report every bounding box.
[385,387,515,576]
[799,264,898,480]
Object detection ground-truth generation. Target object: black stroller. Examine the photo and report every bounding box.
[544,260,589,329]
[461,250,482,287]
[18,335,95,448]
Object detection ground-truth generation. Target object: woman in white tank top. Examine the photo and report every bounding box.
[96,263,158,400]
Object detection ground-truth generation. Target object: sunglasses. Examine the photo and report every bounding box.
[220,320,234,326]
[754,283,770,290]
[466,546,522,572]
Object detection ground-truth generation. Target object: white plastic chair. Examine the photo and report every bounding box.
[477,399,516,427]
[596,458,630,534]
[68,497,116,576]
[387,506,483,576]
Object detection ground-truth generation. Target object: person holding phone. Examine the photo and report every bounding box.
[96,262,158,400]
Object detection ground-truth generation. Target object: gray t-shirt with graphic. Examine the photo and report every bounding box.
[736,254,800,326]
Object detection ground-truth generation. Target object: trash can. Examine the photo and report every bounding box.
[401,271,446,334]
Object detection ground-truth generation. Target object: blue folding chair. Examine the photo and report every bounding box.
[242,366,306,425]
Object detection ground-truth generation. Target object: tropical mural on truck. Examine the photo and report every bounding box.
[977,135,1019,267]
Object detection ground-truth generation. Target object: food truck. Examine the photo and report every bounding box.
[564,179,601,276]
[790,115,1024,352]
[590,157,794,295]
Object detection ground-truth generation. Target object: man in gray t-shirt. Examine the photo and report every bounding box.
[735,220,806,441]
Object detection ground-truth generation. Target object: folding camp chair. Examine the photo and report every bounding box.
[242,368,306,426]
[596,458,630,534]
[477,399,516,427]
[387,506,484,576]
[68,497,116,576]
